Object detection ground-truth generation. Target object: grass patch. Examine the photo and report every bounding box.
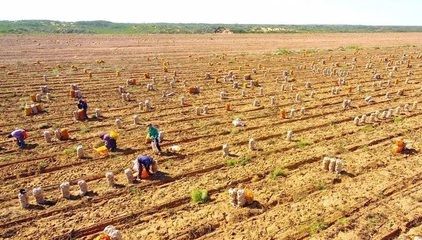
[394,116,404,124]
[38,161,49,172]
[336,146,349,154]
[337,217,350,226]
[191,189,209,203]
[227,156,251,167]
[226,159,237,167]
[297,140,312,148]
[275,48,293,55]
[237,156,251,166]
[93,140,104,148]
[128,186,142,196]
[366,213,385,224]
[0,156,13,162]
[50,68,60,75]
[309,220,328,235]
[80,127,91,134]
[361,145,370,151]
[339,45,361,51]
[271,168,289,178]
[303,49,319,55]
[231,128,240,135]
[345,45,361,51]
[313,180,327,191]
[63,147,76,156]
[363,125,374,132]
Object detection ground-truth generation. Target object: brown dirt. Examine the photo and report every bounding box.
[0,33,422,240]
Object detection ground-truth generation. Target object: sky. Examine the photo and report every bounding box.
[2,0,422,26]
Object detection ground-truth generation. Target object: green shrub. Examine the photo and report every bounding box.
[191,189,209,203]
[237,156,251,166]
[227,159,237,167]
[272,168,289,178]
[363,125,374,132]
[63,148,76,156]
[394,116,404,124]
[309,220,328,235]
[80,127,91,134]
[275,48,293,55]
[38,161,49,172]
[297,140,312,148]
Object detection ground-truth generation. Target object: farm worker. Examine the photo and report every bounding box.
[133,155,157,181]
[77,99,88,119]
[147,123,162,154]
[99,133,117,152]
[7,129,27,148]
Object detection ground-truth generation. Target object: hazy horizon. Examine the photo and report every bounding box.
[3,0,422,26]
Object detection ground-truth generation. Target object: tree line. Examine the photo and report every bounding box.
[1,20,422,34]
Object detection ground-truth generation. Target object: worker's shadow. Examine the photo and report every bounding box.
[150,170,173,183]
[247,200,265,210]
[69,191,99,200]
[23,143,38,150]
[87,116,107,122]
[39,199,57,206]
[27,204,45,210]
[402,148,418,155]
[160,151,186,160]
[116,148,137,155]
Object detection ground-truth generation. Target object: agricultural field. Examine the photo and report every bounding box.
[1,33,422,240]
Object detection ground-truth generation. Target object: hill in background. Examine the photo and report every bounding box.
[1,20,422,34]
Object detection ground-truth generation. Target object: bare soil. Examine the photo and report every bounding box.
[0,33,422,240]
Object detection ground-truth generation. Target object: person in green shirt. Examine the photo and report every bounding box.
[147,123,162,154]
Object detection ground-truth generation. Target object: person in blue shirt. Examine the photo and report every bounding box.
[135,155,157,181]
[99,133,117,152]
[77,99,88,119]
[7,129,27,148]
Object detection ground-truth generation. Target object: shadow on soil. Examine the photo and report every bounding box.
[69,191,99,200]
[159,151,186,160]
[27,204,45,210]
[340,170,356,178]
[402,148,418,155]
[40,199,57,206]
[149,170,173,183]
[115,148,137,155]
[247,200,265,209]
[23,143,39,150]
[87,116,108,122]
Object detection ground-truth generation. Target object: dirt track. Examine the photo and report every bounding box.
[0,33,422,239]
